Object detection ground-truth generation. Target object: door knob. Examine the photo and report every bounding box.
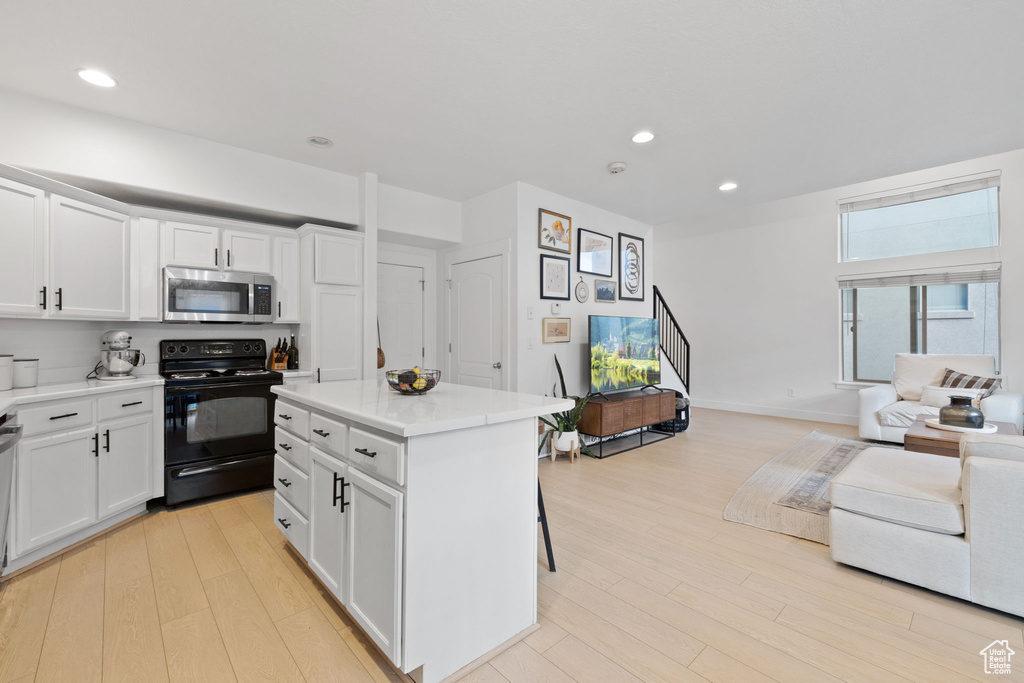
[492,362,502,369]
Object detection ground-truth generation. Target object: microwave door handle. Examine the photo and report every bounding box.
[248,276,256,321]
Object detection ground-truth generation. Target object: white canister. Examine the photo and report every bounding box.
[0,355,12,391]
[13,359,38,388]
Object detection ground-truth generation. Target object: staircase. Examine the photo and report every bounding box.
[653,285,690,395]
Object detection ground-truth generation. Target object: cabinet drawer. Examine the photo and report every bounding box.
[274,455,309,517]
[310,414,347,459]
[348,427,405,486]
[275,400,309,439]
[20,399,94,437]
[275,427,310,473]
[98,389,153,422]
[274,492,308,559]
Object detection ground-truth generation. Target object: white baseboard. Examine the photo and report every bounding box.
[691,398,857,426]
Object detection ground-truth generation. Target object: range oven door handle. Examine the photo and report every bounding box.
[174,457,266,478]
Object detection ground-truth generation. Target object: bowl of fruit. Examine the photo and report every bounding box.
[386,367,441,395]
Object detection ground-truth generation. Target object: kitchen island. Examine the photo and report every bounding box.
[270,380,572,683]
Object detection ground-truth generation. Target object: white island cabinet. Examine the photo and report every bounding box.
[271,380,572,683]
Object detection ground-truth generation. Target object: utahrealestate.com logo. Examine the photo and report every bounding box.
[980,640,1015,675]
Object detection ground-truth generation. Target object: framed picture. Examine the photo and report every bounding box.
[540,254,571,300]
[594,278,617,303]
[618,232,645,301]
[542,317,571,343]
[577,228,613,276]
[539,209,572,253]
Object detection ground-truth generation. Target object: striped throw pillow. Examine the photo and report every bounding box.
[940,367,1002,398]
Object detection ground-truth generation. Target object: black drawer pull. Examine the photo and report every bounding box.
[278,443,292,451]
[354,447,377,458]
[277,477,291,488]
[56,287,63,311]
[121,401,143,408]
[277,518,291,529]
[278,414,292,420]
[312,429,330,438]
[50,412,79,420]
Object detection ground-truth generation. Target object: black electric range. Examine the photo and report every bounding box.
[160,339,283,506]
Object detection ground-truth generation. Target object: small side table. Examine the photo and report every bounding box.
[904,418,1019,458]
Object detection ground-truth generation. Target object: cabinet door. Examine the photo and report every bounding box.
[98,415,153,518]
[133,217,162,320]
[49,195,130,319]
[315,233,363,286]
[161,220,220,269]
[345,466,403,665]
[314,286,363,382]
[0,177,47,317]
[223,229,272,273]
[273,236,300,322]
[308,448,348,600]
[14,427,98,556]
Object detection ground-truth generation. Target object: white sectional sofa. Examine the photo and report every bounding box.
[858,354,1023,443]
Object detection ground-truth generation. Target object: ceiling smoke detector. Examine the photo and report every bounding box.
[306,136,334,148]
[607,162,627,175]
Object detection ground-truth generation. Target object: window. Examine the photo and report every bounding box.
[840,177,999,262]
[840,271,1000,383]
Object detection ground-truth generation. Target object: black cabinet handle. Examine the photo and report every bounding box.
[354,447,377,458]
[278,443,292,451]
[49,412,78,420]
[277,477,291,488]
[56,287,63,311]
[227,249,232,267]
[312,429,330,438]
[317,368,321,383]
[104,429,110,452]
[92,433,99,457]
[40,286,46,309]
[278,301,282,317]
[214,248,218,266]
[340,476,350,512]
[277,517,291,529]
[278,414,292,420]
[332,472,342,507]
[121,401,143,408]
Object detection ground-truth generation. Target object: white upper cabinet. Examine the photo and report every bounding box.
[161,220,220,269]
[49,195,130,319]
[223,229,272,273]
[315,233,363,286]
[0,177,47,317]
[273,235,300,323]
[132,217,162,321]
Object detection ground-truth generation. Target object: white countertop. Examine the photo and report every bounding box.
[0,377,164,416]
[273,380,574,437]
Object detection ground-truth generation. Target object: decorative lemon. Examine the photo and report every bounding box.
[412,376,427,390]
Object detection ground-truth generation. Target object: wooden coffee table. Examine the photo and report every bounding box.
[904,418,1019,457]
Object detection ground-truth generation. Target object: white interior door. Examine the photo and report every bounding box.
[449,255,504,389]
[377,263,424,375]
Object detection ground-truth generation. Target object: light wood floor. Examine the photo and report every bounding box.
[3,408,1023,682]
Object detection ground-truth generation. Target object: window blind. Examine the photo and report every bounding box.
[838,266,1001,290]
[839,175,1000,214]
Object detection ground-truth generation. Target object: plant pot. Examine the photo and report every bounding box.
[554,430,579,452]
[939,395,985,429]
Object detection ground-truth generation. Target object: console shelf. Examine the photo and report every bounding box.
[578,388,675,458]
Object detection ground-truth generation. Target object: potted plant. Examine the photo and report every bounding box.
[540,354,591,454]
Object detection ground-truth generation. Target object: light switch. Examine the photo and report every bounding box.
[527,306,534,320]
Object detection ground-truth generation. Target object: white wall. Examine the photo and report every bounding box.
[0,319,297,385]
[654,147,1024,425]
[379,183,461,247]
[0,88,360,223]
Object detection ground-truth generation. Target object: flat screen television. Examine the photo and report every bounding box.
[588,315,661,393]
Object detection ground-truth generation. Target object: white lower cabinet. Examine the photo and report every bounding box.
[307,447,347,597]
[15,427,99,555]
[98,415,153,518]
[345,466,403,664]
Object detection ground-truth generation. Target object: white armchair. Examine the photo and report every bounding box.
[858,354,1023,443]
[830,433,1024,618]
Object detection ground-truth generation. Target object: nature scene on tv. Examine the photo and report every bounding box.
[589,316,661,392]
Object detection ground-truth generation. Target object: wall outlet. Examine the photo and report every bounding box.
[787,387,796,397]
[527,337,535,349]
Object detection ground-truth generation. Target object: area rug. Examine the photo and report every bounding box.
[723,430,900,544]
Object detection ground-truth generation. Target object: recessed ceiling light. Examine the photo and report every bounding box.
[718,181,738,191]
[306,136,334,148]
[76,69,117,88]
[631,131,655,144]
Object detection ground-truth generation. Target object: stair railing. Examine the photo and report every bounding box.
[653,285,690,393]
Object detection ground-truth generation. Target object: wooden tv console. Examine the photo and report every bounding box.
[578,388,675,458]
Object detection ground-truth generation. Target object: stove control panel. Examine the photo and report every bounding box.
[160,340,268,360]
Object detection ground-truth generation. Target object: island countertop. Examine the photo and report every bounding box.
[272,380,574,437]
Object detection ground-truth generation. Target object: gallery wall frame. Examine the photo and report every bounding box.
[618,232,645,301]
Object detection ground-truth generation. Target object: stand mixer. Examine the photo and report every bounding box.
[92,330,145,381]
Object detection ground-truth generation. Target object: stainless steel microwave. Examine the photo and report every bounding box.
[163,268,276,324]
